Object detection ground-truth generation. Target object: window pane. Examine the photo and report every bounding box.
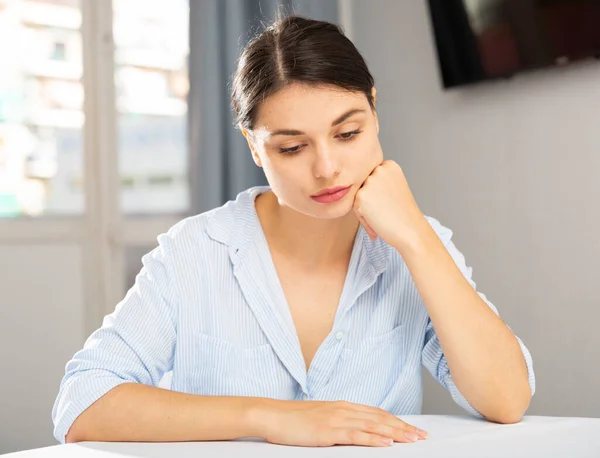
[113,0,189,215]
[0,0,84,217]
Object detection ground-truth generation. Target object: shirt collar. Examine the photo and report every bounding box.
[206,186,393,275]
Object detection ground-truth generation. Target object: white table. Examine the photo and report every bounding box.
[6,415,600,458]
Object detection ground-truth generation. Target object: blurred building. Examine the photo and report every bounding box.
[0,0,189,216]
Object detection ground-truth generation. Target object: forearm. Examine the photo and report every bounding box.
[65,383,268,443]
[398,222,531,423]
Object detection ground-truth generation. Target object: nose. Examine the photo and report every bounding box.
[312,143,340,179]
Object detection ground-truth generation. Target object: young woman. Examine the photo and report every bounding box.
[53,16,535,448]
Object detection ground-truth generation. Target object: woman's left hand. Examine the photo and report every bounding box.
[353,160,428,250]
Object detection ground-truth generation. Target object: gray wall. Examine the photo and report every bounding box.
[350,0,600,417]
[0,244,85,453]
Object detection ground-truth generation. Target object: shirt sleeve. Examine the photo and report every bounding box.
[421,217,536,418]
[51,231,179,444]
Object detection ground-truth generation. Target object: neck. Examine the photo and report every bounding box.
[255,191,360,268]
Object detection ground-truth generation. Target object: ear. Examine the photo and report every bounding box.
[371,87,379,134]
[242,129,262,167]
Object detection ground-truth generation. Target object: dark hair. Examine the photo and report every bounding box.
[231,15,375,131]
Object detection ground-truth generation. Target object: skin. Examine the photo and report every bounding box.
[65,83,530,448]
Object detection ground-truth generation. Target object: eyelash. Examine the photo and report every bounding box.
[279,129,363,155]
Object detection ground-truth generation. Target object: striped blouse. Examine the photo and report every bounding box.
[52,186,536,443]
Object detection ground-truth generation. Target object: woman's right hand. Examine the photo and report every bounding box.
[255,399,428,447]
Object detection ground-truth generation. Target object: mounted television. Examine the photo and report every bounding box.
[427,0,600,88]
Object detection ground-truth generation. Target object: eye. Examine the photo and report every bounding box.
[337,129,362,141]
[279,144,305,155]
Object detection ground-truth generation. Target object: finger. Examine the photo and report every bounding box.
[358,162,383,191]
[354,212,378,241]
[345,418,420,444]
[352,208,372,236]
[359,217,377,241]
[335,428,393,447]
[368,161,384,178]
[346,404,428,439]
[372,413,427,439]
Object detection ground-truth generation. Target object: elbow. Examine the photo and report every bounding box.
[486,393,531,425]
[480,383,532,425]
[65,430,79,444]
[65,429,82,444]
[489,410,524,425]
[65,431,79,444]
[65,419,87,444]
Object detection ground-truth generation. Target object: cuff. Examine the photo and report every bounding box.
[52,374,134,444]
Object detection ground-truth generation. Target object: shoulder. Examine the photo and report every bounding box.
[157,187,263,258]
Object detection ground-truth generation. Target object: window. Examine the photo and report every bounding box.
[113,0,190,214]
[0,0,84,216]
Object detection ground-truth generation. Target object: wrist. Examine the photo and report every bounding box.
[392,219,436,259]
[245,397,288,440]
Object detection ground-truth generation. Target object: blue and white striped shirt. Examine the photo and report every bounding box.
[52,186,535,443]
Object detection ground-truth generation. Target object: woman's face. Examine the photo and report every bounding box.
[245,83,383,220]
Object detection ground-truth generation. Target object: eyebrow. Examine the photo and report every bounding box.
[268,108,367,137]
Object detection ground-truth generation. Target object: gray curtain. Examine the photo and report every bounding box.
[188,0,339,214]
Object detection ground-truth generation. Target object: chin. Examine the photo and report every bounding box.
[277,190,356,220]
[306,199,355,220]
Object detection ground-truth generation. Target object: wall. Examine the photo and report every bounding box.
[0,245,85,453]
[350,0,600,417]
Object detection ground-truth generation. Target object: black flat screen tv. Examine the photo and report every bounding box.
[427,0,600,88]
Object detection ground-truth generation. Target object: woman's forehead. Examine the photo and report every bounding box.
[253,83,369,134]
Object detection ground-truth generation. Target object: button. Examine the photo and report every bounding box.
[336,332,344,340]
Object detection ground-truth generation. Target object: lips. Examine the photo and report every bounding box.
[311,185,352,204]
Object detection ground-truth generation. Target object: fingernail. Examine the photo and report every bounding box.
[405,432,419,442]
[417,429,428,439]
[381,438,393,446]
